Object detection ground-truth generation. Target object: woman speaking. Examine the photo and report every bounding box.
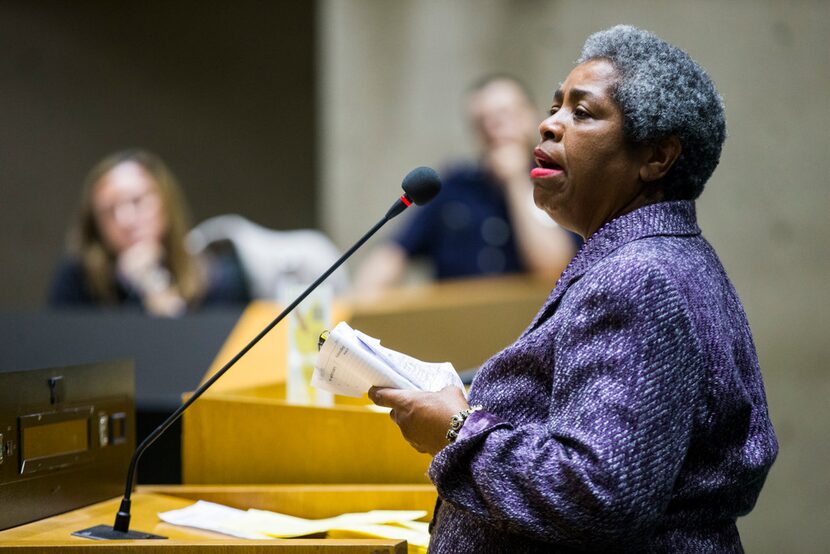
[370,25,778,552]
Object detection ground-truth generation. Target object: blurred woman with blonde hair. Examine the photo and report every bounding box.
[48,149,249,316]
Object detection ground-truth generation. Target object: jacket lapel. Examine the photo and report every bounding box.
[523,200,701,335]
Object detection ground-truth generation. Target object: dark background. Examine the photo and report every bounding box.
[0,0,317,309]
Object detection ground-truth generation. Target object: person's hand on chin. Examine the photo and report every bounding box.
[117,241,186,317]
[116,240,165,289]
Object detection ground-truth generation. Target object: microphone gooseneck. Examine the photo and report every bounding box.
[76,168,441,540]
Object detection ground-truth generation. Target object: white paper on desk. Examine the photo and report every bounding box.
[311,321,464,397]
[158,500,274,540]
[158,501,429,542]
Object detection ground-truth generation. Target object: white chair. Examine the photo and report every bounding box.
[186,215,348,299]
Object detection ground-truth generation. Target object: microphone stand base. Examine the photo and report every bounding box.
[72,524,167,540]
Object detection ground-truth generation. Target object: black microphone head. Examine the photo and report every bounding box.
[401,166,441,205]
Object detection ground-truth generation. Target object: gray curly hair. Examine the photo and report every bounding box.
[578,25,726,200]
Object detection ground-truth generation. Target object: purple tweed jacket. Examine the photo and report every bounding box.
[428,201,778,553]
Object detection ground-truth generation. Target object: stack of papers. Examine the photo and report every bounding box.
[312,321,465,397]
[159,501,429,552]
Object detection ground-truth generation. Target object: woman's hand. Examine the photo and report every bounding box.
[116,241,166,291]
[368,385,470,456]
[117,241,185,317]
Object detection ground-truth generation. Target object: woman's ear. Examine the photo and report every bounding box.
[639,135,682,183]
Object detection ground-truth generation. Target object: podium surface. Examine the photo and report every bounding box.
[0,484,436,552]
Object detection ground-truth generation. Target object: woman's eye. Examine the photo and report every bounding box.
[573,107,591,120]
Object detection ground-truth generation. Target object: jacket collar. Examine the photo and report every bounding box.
[526,200,701,333]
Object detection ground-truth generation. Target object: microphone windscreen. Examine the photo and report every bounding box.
[401,166,441,205]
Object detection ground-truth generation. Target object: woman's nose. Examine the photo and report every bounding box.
[113,202,138,227]
[538,113,563,142]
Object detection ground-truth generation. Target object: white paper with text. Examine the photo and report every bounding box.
[311,321,464,397]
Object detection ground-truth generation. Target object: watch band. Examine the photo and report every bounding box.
[446,404,483,442]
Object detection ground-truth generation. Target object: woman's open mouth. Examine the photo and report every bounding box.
[530,166,563,179]
[531,148,564,179]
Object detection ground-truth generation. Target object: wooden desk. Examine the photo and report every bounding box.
[342,274,555,371]
[182,275,554,485]
[0,484,437,552]
[199,274,555,394]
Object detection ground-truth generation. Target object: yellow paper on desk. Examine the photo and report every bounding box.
[328,520,430,553]
[246,508,428,536]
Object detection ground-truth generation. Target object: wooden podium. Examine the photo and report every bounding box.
[0,276,553,551]
[182,275,553,484]
[0,484,437,552]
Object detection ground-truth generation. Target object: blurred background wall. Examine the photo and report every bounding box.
[0,0,317,309]
[318,1,829,551]
[0,0,827,550]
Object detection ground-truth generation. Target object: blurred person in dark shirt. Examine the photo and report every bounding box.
[354,76,578,294]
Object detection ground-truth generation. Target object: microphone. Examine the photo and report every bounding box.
[385,166,441,219]
[74,167,442,540]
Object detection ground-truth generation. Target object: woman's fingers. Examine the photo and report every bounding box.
[367,386,472,455]
[368,386,396,408]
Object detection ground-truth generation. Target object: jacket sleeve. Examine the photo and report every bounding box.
[428,261,705,549]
